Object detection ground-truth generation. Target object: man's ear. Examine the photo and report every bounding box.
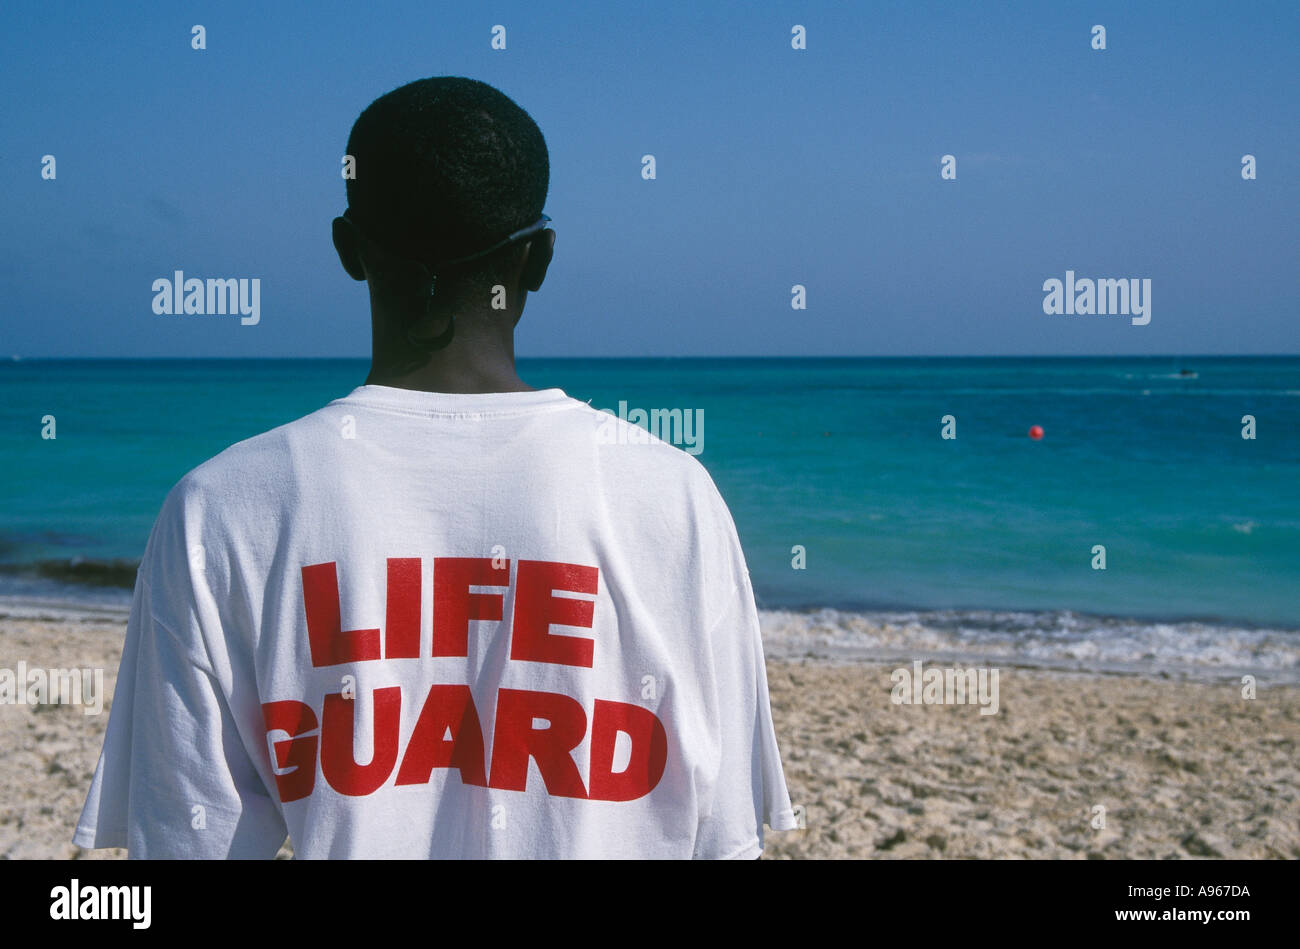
[332,216,367,281]
[520,228,555,292]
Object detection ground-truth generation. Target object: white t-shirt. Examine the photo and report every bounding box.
[73,384,797,858]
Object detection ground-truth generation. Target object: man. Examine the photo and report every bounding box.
[73,76,796,858]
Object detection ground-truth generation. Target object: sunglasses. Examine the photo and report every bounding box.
[342,208,551,270]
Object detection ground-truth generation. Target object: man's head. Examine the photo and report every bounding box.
[333,77,553,380]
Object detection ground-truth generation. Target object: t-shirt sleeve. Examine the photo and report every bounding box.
[692,564,799,859]
[73,491,287,859]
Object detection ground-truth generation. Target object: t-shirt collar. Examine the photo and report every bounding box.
[338,384,572,416]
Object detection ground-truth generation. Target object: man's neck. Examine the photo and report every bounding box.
[366,299,533,394]
[365,356,533,394]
